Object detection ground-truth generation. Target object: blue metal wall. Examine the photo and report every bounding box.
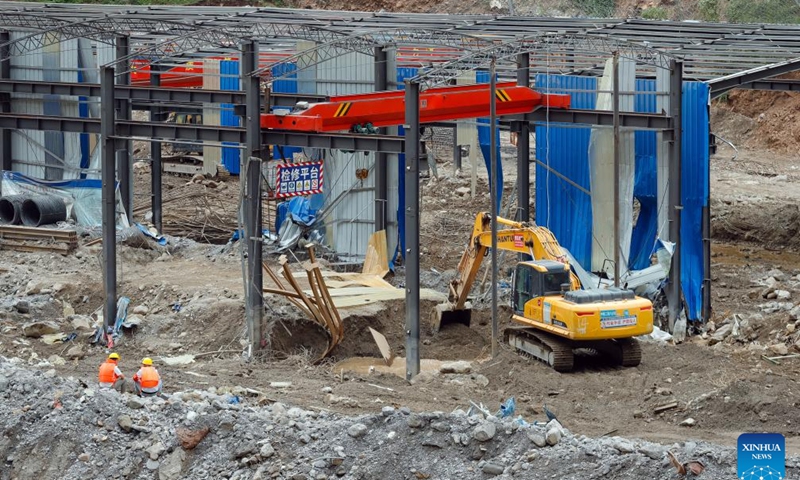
[271,62,303,160]
[534,74,709,320]
[476,71,503,213]
[220,60,240,174]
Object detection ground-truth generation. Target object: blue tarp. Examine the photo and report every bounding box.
[476,71,503,214]
[534,74,709,320]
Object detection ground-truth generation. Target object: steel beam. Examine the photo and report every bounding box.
[490,58,499,359]
[374,46,388,232]
[404,80,421,381]
[0,79,324,107]
[100,66,117,340]
[667,60,683,331]
[710,78,800,98]
[150,64,163,233]
[514,109,673,133]
[516,52,530,224]
[243,40,263,357]
[708,57,800,98]
[0,31,10,183]
[0,112,406,152]
[612,52,620,287]
[116,35,133,224]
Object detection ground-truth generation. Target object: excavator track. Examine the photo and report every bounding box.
[504,327,575,372]
[617,338,642,367]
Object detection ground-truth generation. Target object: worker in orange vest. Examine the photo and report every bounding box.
[98,352,127,392]
[132,357,162,397]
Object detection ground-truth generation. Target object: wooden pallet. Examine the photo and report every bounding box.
[0,225,78,254]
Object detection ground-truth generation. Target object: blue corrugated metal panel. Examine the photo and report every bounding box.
[220,60,240,175]
[271,62,298,94]
[475,71,502,213]
[681,81,710,321]
[630,79,658,270]
[395,67,418,260]
[534,74,597,269]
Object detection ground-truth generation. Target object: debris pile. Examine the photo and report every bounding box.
[0,358,772,480]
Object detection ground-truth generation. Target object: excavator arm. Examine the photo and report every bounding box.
[435,212,581,330]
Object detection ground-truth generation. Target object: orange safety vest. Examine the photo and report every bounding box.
[98,360,120,384]
[138,366,160,389]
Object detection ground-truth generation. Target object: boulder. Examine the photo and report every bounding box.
[118,414,133,432]
[70,315,93,331]
[472,422,496,442]
[177,427,209,450]
[769,344,789,356]
[439,361,472,374]
[65,345,84,360]
[22,321,60,338]
[158,448,186,480]
[347,423,368,438]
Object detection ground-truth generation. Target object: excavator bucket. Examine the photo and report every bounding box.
[431,302,472,333]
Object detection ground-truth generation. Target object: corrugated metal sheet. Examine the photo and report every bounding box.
[681,81,710,321]
[534,74,597,268]
[202,59,222,174]
[9,30,46,179]
[629,79,658,270]
[318,50,376,260]
[60,38,82,180]
[220,60,240,175]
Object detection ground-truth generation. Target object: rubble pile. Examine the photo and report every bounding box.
[1,359,780,480]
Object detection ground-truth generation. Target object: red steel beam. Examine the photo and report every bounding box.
[260,82,571,132]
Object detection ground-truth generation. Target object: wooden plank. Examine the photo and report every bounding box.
[369,327,394,366]
[280,257,327,328]
[308,246,344,346]
[362,229,389,278]
[654,401,679,413]
[0,240,72,254]
[332,288,446,308]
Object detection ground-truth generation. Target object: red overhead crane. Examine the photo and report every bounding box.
[260,82,571,133]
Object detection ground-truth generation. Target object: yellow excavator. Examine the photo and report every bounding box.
[434,212,654,372]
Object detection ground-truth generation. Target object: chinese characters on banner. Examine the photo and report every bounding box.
[275,161,324,198]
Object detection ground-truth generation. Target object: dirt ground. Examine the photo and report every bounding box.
[4,112,800,462]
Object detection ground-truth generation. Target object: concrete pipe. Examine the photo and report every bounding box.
[0,195,27,225]
[20,196,67,227]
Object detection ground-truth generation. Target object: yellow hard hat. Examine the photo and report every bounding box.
[108,353,120,360]
[142,357,153,366]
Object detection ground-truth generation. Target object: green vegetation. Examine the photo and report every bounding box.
[571,0,615,17]
[640,6,669,19]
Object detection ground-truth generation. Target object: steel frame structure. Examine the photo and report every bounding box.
[0,2,799,374]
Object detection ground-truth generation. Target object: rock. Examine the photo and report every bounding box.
[545,426,562,446]
[78,453,90,462]
[455,186,471,196]
[431,421,451,433]
[22,321,60,338]
[25,281,41,295]
[186,411,198,422]
[381,406,395,416]
[473,374,490,388]
[146,442,166,461]
[62,303,75,317]
[679,418,696,427]
[48,355,66,366]
[439,361,472,374]
[118,414,133,432]
[133,305,149,315]
[638,444,665,460]
[65,345,84,360]
[347,423,368,438]
[158,448,186,480]
[787,324,797,334]
[610,437,635,453]
[767,269,785,281]
[407,414,424,428]
[528,432,547,448]
[177,427,209,450]
[146,459,160,471]
[709,324,732,344]
[776,290,792,301]
[769,344,789,356]
[790,305,800,321]
[259,443,275,459]
[127,397,146,409]
[482,463,505,475]
[472,422,496,442]
[70,315,93,331]
[14,300,30,314]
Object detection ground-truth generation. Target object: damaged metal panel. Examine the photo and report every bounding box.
[9,30,46,179]
[60,37,82,180]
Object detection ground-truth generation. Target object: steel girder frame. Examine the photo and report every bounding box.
[707,56,800,98]
[251,27,500,79]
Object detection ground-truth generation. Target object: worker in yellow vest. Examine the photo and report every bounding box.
[132,357,163,397]
[98,353,128,393]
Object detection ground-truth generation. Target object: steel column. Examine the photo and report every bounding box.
[374,46,388,232]
[612,53,621,287]
[115,35,132,223]
[100,66,117,338]
[516,52,530,223]
[490,58,499,359]
[150,64,163,233]
[404,80,421,380]
[667,60,684,329]
[0,31,11,182]
[243,40,263,356]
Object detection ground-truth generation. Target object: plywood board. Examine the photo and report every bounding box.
[368,327,394,366]
[362,230,389,278]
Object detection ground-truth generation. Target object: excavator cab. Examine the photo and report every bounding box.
[512,261,573,314]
